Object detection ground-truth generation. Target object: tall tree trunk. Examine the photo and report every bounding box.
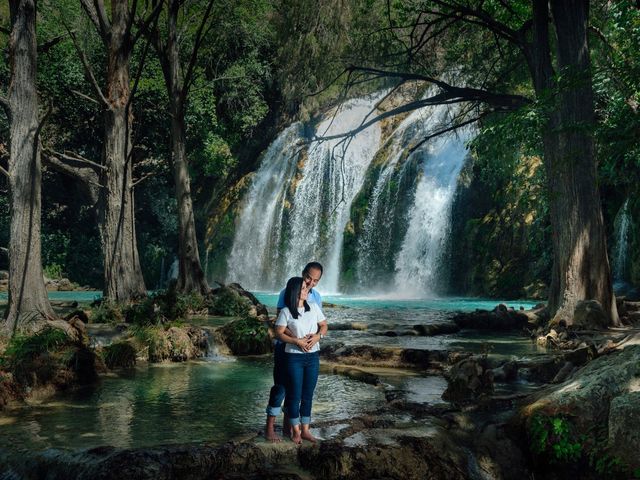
[5,0,54,334]
[98,2,146,302]
[164,0,209,295]
[528,0,619,325]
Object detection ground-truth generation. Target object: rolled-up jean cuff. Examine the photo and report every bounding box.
[300,416,311,425]
[289,417,301,426]
[266,406,281,416]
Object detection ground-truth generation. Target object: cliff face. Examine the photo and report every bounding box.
[447,155,552,300]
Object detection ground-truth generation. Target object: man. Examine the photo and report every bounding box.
[265,262,324,442]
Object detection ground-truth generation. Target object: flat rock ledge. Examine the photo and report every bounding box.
[0,410,529,480]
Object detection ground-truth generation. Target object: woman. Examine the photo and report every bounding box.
[275,276,328,444]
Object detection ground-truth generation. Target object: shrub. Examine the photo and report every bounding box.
[208,288,251,317]
[91,301,125,324]
[102,342,137,369]
[219,316,270,355]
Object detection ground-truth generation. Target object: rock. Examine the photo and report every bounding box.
[0,270,8,280]
[413,323,460,336]
[166,327,195,361]
[571,300,608,330]
[608,392,640,470]
[208,283,269,320]
[443,357,493,403]
[490,360,518,382]
[519,345,640,472]
[452,307,530,331]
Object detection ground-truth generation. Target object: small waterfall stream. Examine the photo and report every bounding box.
[613,198,631,284]
[226,92,470,295]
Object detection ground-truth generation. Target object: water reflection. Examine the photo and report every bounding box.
[0,357,385,451]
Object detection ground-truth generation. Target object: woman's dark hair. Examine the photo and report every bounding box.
[284,277,310,319]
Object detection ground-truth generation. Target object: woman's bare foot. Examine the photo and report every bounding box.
[265,416,281,443]
[291,426,302,444]
[301,426,317,443]
[265,430,281,443]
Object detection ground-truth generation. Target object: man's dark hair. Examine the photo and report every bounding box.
[284,277,310,319]
[302,262,323,276]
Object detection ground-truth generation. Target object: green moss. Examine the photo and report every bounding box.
[207,288,251,317]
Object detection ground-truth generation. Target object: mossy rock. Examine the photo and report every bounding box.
[208,286,253,317]
[102,341,137,369]
[218,317,271,355]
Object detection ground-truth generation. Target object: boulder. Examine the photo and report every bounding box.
[570,300,608,330]
[217,316,271,355]
[452,305,530,331]
[519,345,640,473]
[413,323,460,336]
[608,392,640,470]
[443,356,493,403]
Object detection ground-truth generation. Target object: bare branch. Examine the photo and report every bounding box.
[42,150,103,204]
[130,171,155,189]
[66,28,110,108]
[37,33,68,54]
[133,0,164,45]
[70,89,99,105]
[57,150,106,171]
[0,166,8,178]
[409,114,485,153]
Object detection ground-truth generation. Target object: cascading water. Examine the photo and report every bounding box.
[227,124,304,288]
[226,92,470,295]
[393,131,469,296]
[613,199,631,284]
[227,94,385,292]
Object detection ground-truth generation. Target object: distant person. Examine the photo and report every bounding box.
[275,276,327,443]
[265,262,324,442]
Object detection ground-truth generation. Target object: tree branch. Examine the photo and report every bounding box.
[182,0,216,100]
[133,0,164,46]
[409,114,485,153]
[37,33,68,54]
[66,28,110,108]
[70,89,99,105]
[0,165,8,178]
[130,171,155,189]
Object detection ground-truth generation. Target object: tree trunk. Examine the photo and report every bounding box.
[164,0,209,295]
[529,0,619,325]
[4,0,54,334]
[98,2,146,302]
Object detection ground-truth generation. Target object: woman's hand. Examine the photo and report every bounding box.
[303,333,320,350]
[296,338,311,352]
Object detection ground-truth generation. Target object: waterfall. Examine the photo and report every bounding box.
[225,92,469,296]
[613,199,631,284]
[227,124,303,288]
[392,131,469,296]
[227,94,385,292]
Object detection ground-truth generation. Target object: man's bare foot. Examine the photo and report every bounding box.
[300,430,317,443]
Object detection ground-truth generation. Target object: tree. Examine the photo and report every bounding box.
[143,0,214,295]
[323,0,620,325]
[48,0,162,303]
[1,0,54,334]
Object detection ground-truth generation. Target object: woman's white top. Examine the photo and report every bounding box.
[275,302,326,354]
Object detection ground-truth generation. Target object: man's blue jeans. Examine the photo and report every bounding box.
[266,342,287,416]
[285,351,320,426]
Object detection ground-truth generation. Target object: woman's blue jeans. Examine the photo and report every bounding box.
[285,351,320,426]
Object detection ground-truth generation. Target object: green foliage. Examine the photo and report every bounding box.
[43,263,64,280]
[102,342,137,369]
[208,288,251,317]
[0,327,69,369]
[530,414,582,463]
[529,413,633,478]
[219,316,270,355]
[90,301,125,324]
[131,325,171,362]
[125,288,207,326]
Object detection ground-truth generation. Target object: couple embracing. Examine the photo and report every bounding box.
[265,262,328,444]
